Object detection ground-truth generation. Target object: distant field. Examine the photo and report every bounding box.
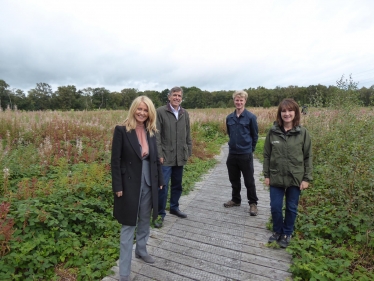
[1,106,373,280]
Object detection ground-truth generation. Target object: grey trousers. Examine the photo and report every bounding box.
[119,182,152,277]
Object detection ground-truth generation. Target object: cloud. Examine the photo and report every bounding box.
[1,0,374,93]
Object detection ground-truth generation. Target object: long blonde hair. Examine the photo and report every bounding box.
[124,96,157,136]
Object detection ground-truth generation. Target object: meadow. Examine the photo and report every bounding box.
[1,105,373,280]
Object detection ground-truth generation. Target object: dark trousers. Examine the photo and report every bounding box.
[270,185,300,235]
[226,153,258,205]
[158,165,184,218]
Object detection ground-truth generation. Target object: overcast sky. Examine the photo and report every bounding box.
[1,0,374,93]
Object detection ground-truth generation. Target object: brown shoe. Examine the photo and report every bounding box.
[223,200,241,208]
[249,203,258,216]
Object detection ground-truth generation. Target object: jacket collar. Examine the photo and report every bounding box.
[126,129,150,160]
[166,103,185,115]
[271,122,301,135]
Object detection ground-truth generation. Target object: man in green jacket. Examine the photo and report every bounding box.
[154,87,192,228]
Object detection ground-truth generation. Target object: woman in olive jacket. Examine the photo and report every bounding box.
[263,98,312,248]
[111,96,164,281]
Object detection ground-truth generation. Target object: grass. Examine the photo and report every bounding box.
[0,110,228,280]
[1,104,373,280]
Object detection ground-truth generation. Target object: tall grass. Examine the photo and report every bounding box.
[1,103,372,280]
[289,105,374,280]
[0,108,229,280]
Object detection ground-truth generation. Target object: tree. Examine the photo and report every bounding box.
[0,79,10,110]
[263,98,271,108]
[12,89,30,110]
[328,74,360,107]
[91,87,111,109]
[54,85,80,110]
[160,89,169,105]
[81,87,95,110]
[120,88,138,109]
[107,91,123,110]
[141,90,162,108]
[27,83,53,110]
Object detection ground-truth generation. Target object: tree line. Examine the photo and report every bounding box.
[1,76,373,111]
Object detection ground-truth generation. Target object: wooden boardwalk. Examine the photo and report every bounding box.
[103,145,292,281]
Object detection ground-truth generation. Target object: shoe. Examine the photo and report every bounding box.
[170,209,187,218]
[278,234,291,248]
[249,203,258,216]
[223,200,241,208]
[268,232,281,243]
[135,253,155,263]
[154,218,163,228]
[120,276,130,281]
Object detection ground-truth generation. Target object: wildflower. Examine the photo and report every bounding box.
[3,167,10,179]
[76,138,83,155]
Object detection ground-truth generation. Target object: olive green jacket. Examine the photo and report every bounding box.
[156,104,192,166]
[263,123,313,188]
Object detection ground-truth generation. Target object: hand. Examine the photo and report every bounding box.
[116,191,123,197]
[264,178,270,186]
[300,181,309,190]
[159,186,163,190]
[159,157,164,164]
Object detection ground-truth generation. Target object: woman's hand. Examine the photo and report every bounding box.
[264,178,270,186]
[300,181,309,190]
[160,186,163,190]
[116,191,123,197]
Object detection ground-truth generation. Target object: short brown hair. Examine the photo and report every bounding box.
[276,98,300,127]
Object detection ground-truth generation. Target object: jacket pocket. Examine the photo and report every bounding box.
[269,169,279,185]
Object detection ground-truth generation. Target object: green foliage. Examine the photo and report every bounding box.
[0,117,228,280]
[263,98,271,108]
[0,161,118,280]
[289,81,374,280]
[253,138,264,162]
[2,76,374,111]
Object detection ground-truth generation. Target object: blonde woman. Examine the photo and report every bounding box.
[111,96,164,281]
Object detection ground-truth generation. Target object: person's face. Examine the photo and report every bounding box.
[234,96,246,111]
[135,102,149,124]
[281,108,295,125]
[168,91,183,110]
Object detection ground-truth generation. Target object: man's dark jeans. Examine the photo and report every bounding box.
[226,153,258,205]
[158,165,184,219]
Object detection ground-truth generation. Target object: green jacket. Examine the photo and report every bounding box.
[156,104,192,166]
[263,123,313,188]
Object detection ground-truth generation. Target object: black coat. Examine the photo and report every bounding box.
[111,125,164,226]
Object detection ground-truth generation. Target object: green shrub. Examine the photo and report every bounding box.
[289,81,374,280]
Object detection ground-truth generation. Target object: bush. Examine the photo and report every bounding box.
[288,80,374,280]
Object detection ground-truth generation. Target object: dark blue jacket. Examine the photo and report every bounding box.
[226,109,258,154]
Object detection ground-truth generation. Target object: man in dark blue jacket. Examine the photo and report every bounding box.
[224,90,259,216]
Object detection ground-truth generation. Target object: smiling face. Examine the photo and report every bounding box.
[134,102,149,125]
[234,95,246,112]
[168,91,183,110]
[281,108,295,127]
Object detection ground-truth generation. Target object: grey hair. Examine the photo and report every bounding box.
[168,86,183,96]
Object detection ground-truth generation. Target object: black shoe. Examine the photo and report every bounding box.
[268,232,281,243]
[278,234,291,248]
[170,209,187,218]
[154,218,163,228]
